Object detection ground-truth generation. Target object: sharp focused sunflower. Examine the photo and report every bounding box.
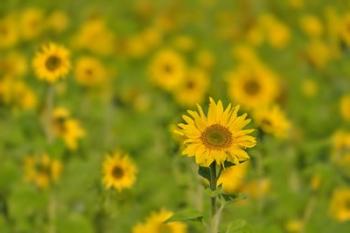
[227,63,279,110]
[32,43,71,83]
[102,152,137,192]
[149,49,186,91]
[175,98,256,167]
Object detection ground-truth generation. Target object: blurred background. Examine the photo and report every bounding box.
[1,0,350,232]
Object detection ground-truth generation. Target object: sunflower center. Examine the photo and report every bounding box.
[45,55,61,71]
[112,166,124,179]
[244,78,261,95]
[261,118,272,127]
[35,163,51,176]
[186,80,195,89]
[163,63,173,74]
[201,124,233,149]
[158,223,173,233]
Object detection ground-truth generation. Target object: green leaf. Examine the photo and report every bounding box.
[222,193,247,202]
[226,219,252,233]
[166,209,203,223]
[198,166,211,181]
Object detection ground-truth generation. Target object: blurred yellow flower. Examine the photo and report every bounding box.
[0,52,28,77]
[301,79,318,98]
[242,178,271,199]
[173,35,195,52]
[260,14,290,49]
[19,8,44,40]
[0,78,37,110]
[175,98,256,167]
[217,162,248,193]
[339,14,350,46]
[340,95,350,121]
[33,43,71,83]
[300,15,323,38]
[75,56,108,87]
[253,105,291,138]
[172,68,209,107]
[0,15,18,48]
[24,154,62,189]
[329,187,350,222]
[52,107,85,150]
[227,63,279,109]
[195,50,215,71]
[47,10,69,34]
[72,19,116,56]
[102,152,137,192]
[132,209,187,233]
[149,49,186,91]
[285,219,303,233]
[305,39,332,70]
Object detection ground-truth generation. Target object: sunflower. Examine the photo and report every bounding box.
[329,187,350,222]
[340,95,350,121]
[24,154,62,189]
[52,107,85,151]
[175,98,256,167]
[299,14,323,38]
[75,56,108,87]
[253,105,291,138]
[217,161,248,193]
[0,15,18,49]
[102,152,137,192]
[227,63,279,110]
[132,209,187,233]
[19,8,44,40]
[149,49,186,91]
[339,14,350,46]
[33,43,71,83]
[172,68,209,107]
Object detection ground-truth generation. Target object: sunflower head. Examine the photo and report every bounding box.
[227,64,279,109]
[33,42,71,83]
[102,152,137,192]
[175,98,256,167]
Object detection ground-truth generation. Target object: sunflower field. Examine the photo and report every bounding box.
[1,0,350,232]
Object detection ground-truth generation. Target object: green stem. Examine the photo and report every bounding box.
[209,162,218,233]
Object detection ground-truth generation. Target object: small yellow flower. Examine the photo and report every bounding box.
[175,98,256,167]
[149,49,186,91]
[24,154,62,189]
[19,8,44,40]
[227,63,279,109]
[217,162,248,193]
[253,105,291,138]
[329,187,350,222]
[172,68,209,107]
[285,219,303,233]
[299,15,323,38]
[52,107,85,150]
[305,39,332,70]
[301,79,318,98]
[0,52,28,77]
[72,19,115,56]
[0,15,18,48]
[132,209,187,233]
[75,56,108,87]
[102,152,137,192]
[47,10,69,33]
[33,43,71,83]
[260,14,290,49]
[340,95,350,121]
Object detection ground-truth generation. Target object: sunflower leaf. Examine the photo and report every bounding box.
[198,166,211,181]
[166,209,203,223]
